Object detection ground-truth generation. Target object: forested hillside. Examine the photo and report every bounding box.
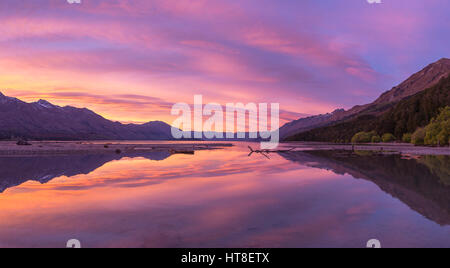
[286,75,450,142]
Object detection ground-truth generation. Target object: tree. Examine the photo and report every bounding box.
[424,106,450,146]
[372,135,381,143]
[402,133,412,143]
[382,133,396,143]
[287,76,450,143]
[412,127,426,146]
[352,132,372,143]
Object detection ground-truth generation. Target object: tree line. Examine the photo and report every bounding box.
[286,75,450,145]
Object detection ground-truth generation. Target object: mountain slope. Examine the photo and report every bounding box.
[279,109,346,139]
[0,93,173,140]
[374,58,450,104]
[286,75,450,142]
[280,58,450,139]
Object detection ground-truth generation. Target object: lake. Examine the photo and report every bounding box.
[0,142,449,248]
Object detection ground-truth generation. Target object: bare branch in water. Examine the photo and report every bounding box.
[248,146,295,159]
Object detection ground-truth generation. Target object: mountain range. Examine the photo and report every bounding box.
[0,93,173,140]
[281,58,450,140]
[1,58,449,142]
[289,73,450,142]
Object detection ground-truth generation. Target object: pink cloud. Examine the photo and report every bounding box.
[0,0,448,123]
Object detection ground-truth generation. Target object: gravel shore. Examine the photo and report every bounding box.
[1,141,448,156]
[282,142,450,156]
[0,141,233,156]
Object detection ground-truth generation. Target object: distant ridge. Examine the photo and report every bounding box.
[280,58,450,139]
[0,93,174,140]
[287,74,450,142]
[374,58,450,104]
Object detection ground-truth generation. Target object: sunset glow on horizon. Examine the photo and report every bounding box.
[0,0,449,125]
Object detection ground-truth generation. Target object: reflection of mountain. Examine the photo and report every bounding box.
[418,155,450,186]
[279,151,450,226]
[0,151,171,193]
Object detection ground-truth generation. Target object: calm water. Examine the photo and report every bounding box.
[0,142,449,248]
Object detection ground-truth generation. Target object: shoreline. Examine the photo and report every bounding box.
[0,141,233,156]
[0,140,449,156]
[282,142,450,156]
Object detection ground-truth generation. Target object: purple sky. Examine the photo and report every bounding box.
[0,0,449,124]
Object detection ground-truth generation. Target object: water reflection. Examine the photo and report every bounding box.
[419,155,450,186]
[0,151,171,193]
[279,150,450,226]
[0,145,449,248]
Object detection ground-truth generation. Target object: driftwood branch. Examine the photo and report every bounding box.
[248,146,295,159]
[248,146,270,159]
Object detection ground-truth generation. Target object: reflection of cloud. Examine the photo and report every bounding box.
[2,147,450,247]
[40,154,301,192]
[0,147,338,247]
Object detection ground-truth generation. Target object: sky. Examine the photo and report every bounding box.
[0,0,449,125]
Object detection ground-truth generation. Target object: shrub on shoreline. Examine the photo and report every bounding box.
[371,135,381,143]
[424,106,449,146]
[402,133,412,143]
[412,127,426,145]
[351,131,379,143]
[382,133,396,143]
[345,106,448,146]
[351,132,370,143]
